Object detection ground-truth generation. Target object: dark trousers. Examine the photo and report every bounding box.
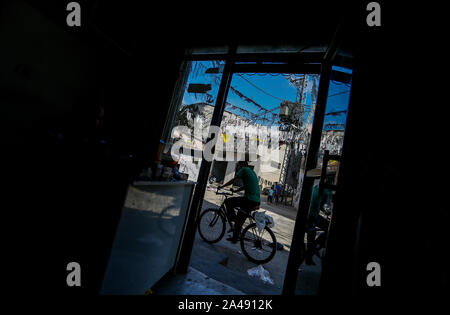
[305,214,329,262]
[224,197,259,239]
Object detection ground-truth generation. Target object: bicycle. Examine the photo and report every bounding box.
[197,187,277,264]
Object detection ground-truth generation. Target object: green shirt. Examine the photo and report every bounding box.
[236,167,260,203]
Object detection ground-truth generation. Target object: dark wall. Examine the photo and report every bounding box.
[1,0,184,294]
[320,2,447,298]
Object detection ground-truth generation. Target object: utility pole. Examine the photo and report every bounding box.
[278,75,309,204]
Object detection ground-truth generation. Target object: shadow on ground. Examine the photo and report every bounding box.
[189,198,323,295]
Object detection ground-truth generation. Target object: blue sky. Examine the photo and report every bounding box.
[182,61,352,130]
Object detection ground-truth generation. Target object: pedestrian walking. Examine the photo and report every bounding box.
[268,186,274,203]
[274,182,281,204]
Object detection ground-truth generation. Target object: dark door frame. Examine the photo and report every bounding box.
[281,61,333,294]
[282,20,346,295]
[174,33,347,295]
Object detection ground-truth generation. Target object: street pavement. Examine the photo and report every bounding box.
[187,186,323,295]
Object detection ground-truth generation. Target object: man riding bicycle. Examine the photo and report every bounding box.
[218,161,260,244]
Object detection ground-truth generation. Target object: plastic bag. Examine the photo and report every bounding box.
[265,214,274,228]
[253,211,275,232]
[247,265,274,285]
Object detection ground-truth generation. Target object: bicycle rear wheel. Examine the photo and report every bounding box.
[197,208,226,244]
[240,223,277,264]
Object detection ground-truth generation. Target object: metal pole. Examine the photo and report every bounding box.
[175,46,236,273]
[282,60,332,295]
[281,16,345,295]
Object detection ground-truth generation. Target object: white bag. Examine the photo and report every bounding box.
[247,265,274,285]
[253,211,275,232]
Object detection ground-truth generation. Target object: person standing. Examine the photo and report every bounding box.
[305,179,333,265]
[274,182,281,204]
[268,186,274,204]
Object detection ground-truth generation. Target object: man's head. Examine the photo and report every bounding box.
[238,160,248,167]
[236,160,248,171]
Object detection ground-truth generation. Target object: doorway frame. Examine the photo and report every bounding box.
[174,38,348,295]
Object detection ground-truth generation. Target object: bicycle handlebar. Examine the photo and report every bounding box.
[215,187,234,196]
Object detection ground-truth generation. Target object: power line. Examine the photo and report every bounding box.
[225,102,268,121]
[228,85,281,125]
[236,74,286,101]
[328,90,350,97]
[229,86,266,111]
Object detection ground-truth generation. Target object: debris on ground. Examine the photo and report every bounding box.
[247,265,274,285]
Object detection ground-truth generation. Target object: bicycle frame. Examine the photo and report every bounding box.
[215,190,255,230]
[199,188,277,264]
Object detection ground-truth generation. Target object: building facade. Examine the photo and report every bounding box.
[167,103,286,189]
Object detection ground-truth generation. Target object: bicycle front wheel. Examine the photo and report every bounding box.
[197,208,226,243]
[240,223,277,264]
